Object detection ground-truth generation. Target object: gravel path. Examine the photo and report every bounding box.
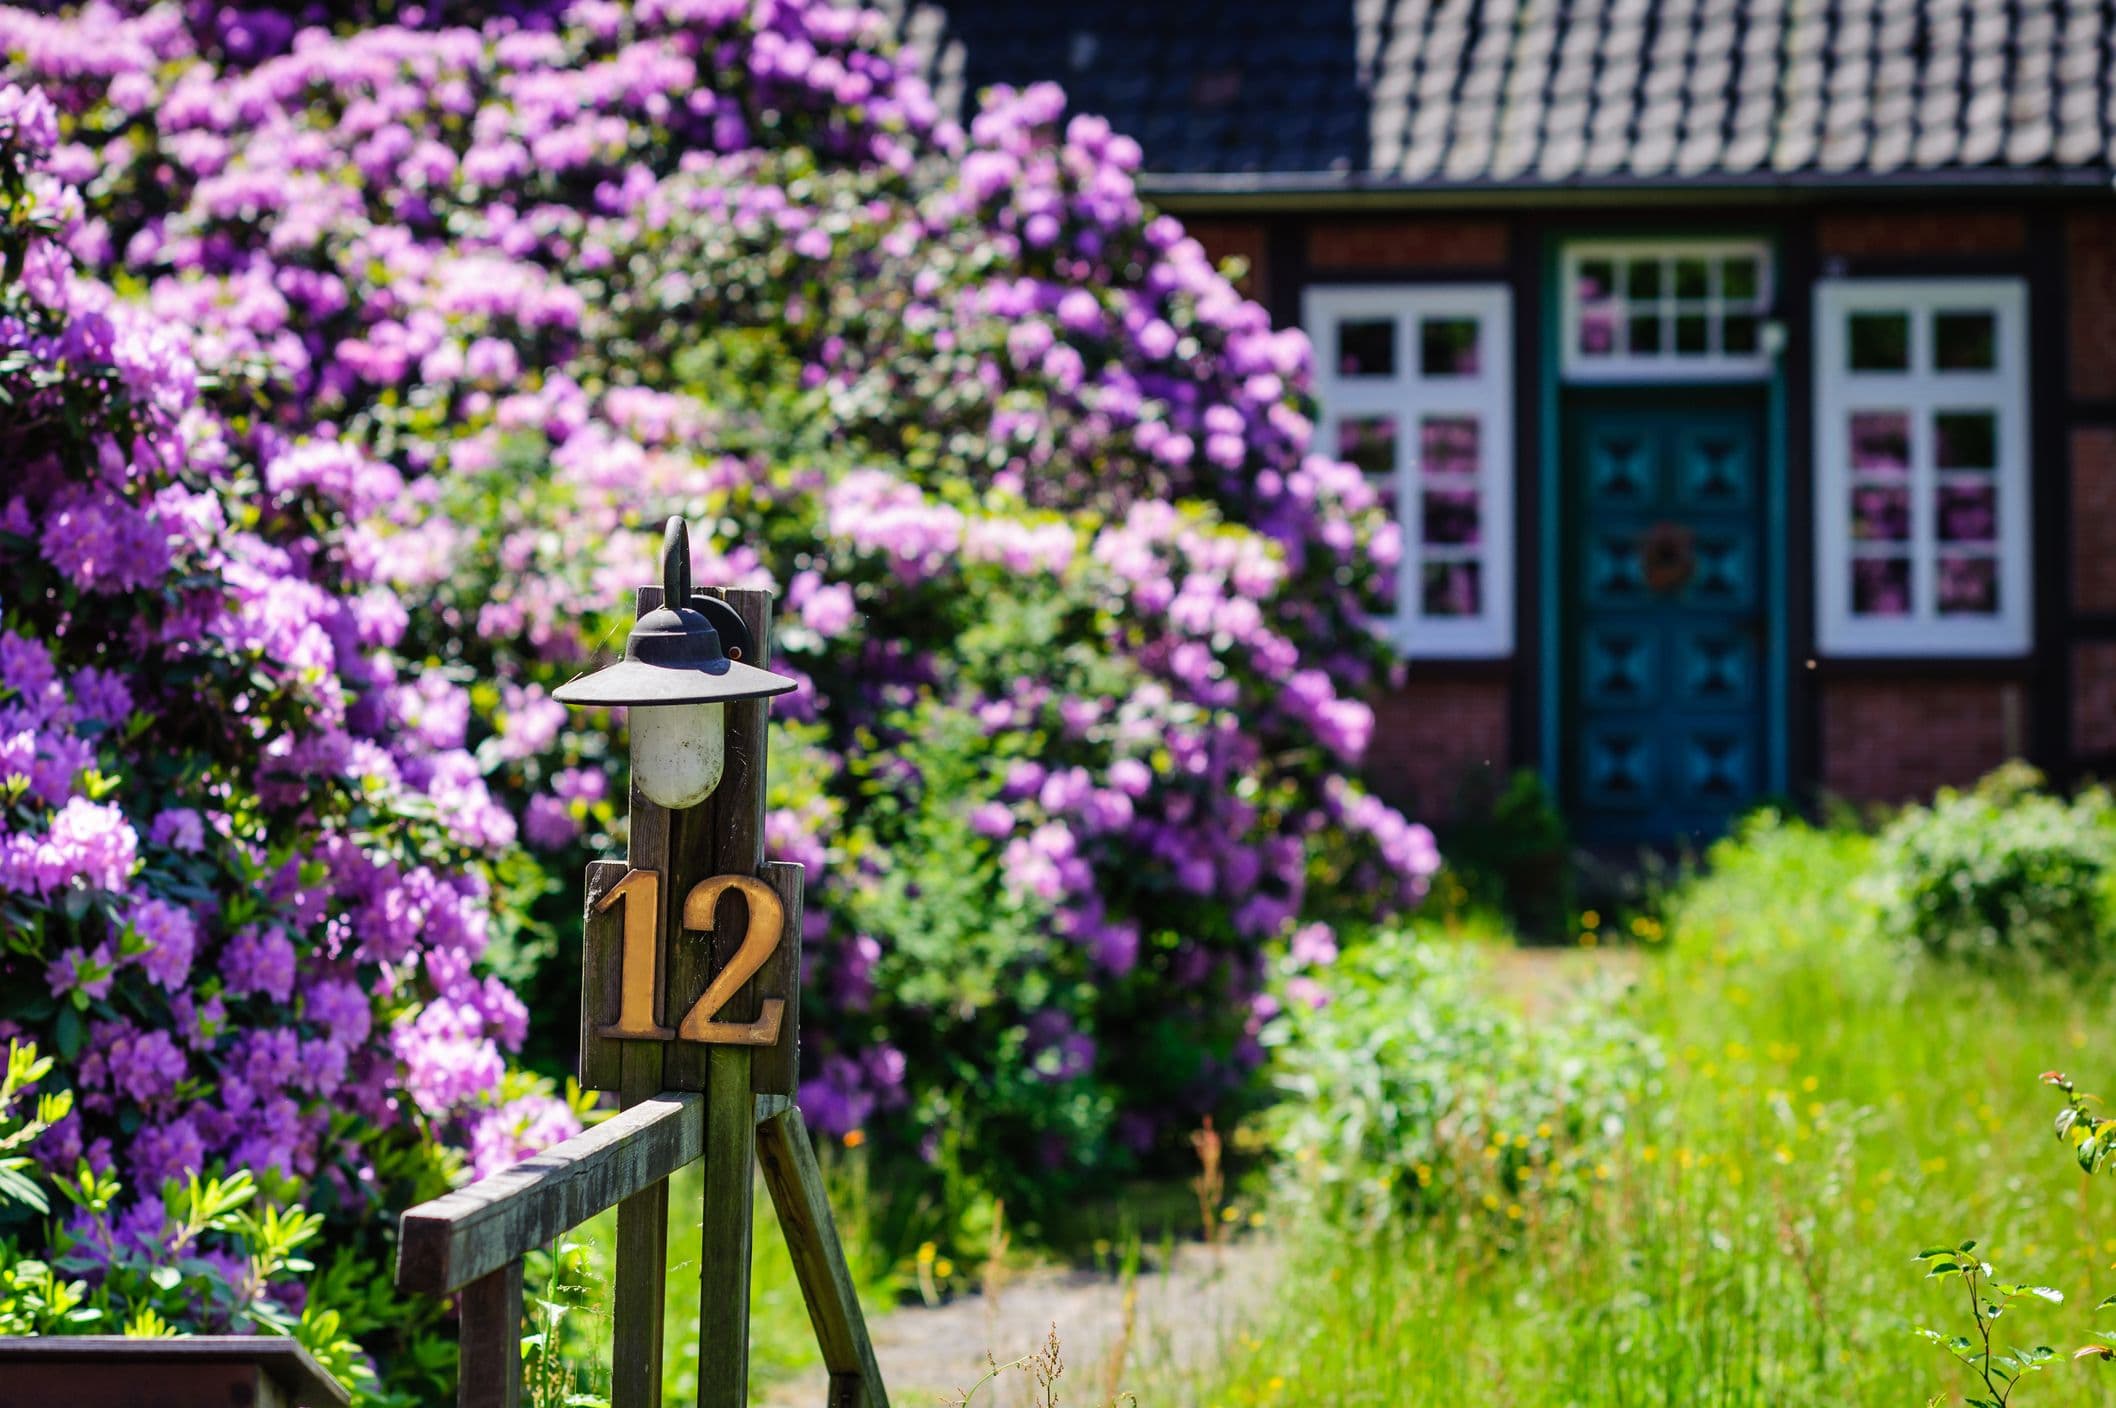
[764,1237,1279,1407]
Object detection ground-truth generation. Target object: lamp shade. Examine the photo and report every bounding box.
[551,518,800,709]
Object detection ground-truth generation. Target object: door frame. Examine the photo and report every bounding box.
[1535,231,1793,830]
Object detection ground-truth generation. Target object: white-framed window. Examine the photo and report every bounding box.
[1813,278,2031,657]
[1562,239,1775,382]
[1304,284,1514,658]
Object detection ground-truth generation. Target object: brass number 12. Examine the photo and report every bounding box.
[596,869,786,1046]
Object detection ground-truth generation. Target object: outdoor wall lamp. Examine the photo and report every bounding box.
[552,517,797,809]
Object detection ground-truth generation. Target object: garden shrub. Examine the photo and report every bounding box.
[1260,927,1661,1234]
[0,78,578,1398]
[1873,763,2116,965]
[1,0,1436,1340]
[1440,768,1573,940]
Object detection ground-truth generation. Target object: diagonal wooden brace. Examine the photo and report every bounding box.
[754,1106,891,1408]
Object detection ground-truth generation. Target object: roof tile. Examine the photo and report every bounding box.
[902,0,2116,184]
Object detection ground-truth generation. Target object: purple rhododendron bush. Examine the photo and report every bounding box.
[0,0,1437,1385]
[0,76,573,1395]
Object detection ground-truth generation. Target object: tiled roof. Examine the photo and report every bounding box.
[886,0,2116,191]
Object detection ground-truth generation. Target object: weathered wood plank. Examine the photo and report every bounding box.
[709,588,773,886]
[753,1092,792,1123]
[458,1260,524,1408]
[695,1046,757,1408]
[665,586,776,1092]
[750,861,803,1096]
[0,1336,351,1408]
[395,1094,703,1296]
[614,583,675,1408]
[687,587,777,1406]
[609,1161,669,1408]
[755,1108,889,1408]
[658,797,724,1091]
[579,859,630,1092]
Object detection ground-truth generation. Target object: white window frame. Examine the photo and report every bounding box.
[1304,283,1514,658]
[1561,238,1776,383]
[1813,278,2031,657]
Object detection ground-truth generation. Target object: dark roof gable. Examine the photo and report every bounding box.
[887,0,2116,193]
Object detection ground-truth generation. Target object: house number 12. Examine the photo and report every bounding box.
[596,870,787,1047]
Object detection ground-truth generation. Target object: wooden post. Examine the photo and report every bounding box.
[613,582,675,1408]
[463,554,883,1408]
[458,1260,525,1408]
[689,587,773,1408]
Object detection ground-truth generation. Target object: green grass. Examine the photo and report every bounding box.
[526,1154,896,1406]
[1138,815,2116,1407]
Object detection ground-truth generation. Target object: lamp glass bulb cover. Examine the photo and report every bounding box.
[630,701,726,809]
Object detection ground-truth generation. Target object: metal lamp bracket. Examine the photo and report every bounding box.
[691,594,756,663]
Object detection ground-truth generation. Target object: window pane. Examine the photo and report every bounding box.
[1851,557,1912,617]
[1721,256,1760,302]
[1629,312,1663,354]
[1850,411,1911,474]
[1851,484,1912,542]
[1934,311,1996,371]
[1364,485,1402,618]
[1420,317,1480,376]
[1722,314,1760,354]
[1937,554,1998,615]
[1422,487,1481,546]
[1848,312,1910,371]
[1419,416,1480,477]
[1336,415,1397,476]
[1938,482,1998,543]
[1578,259,1615,301]
[1673,258,1709,300]
[1580,308,1617,357]
[1674,312,1710,355]
[1935,410,1996,470]
[1422,560,1482,616]
[1336,318,1395,377]
[1626,259,1662,300]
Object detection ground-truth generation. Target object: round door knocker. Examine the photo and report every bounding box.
[1639,521,1697,594]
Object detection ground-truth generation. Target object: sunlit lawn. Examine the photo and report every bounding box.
[1143,819,2116,1406]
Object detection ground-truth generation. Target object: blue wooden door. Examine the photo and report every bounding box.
[1564,392,1768,845]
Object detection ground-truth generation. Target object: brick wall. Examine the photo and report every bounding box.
[1820,679,2022,803]
[2069,212,2116,401]
[1365,677,1510,819]
[2075,428,2116,612]
[1307,218,1508,272]
[2075,644,2116,758]
[1816,210,2027,259]
[1182,219,1270,301]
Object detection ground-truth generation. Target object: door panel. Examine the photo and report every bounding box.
[1564,392,1769,845]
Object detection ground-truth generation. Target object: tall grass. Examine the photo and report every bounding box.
[1146,815,2116,1406]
